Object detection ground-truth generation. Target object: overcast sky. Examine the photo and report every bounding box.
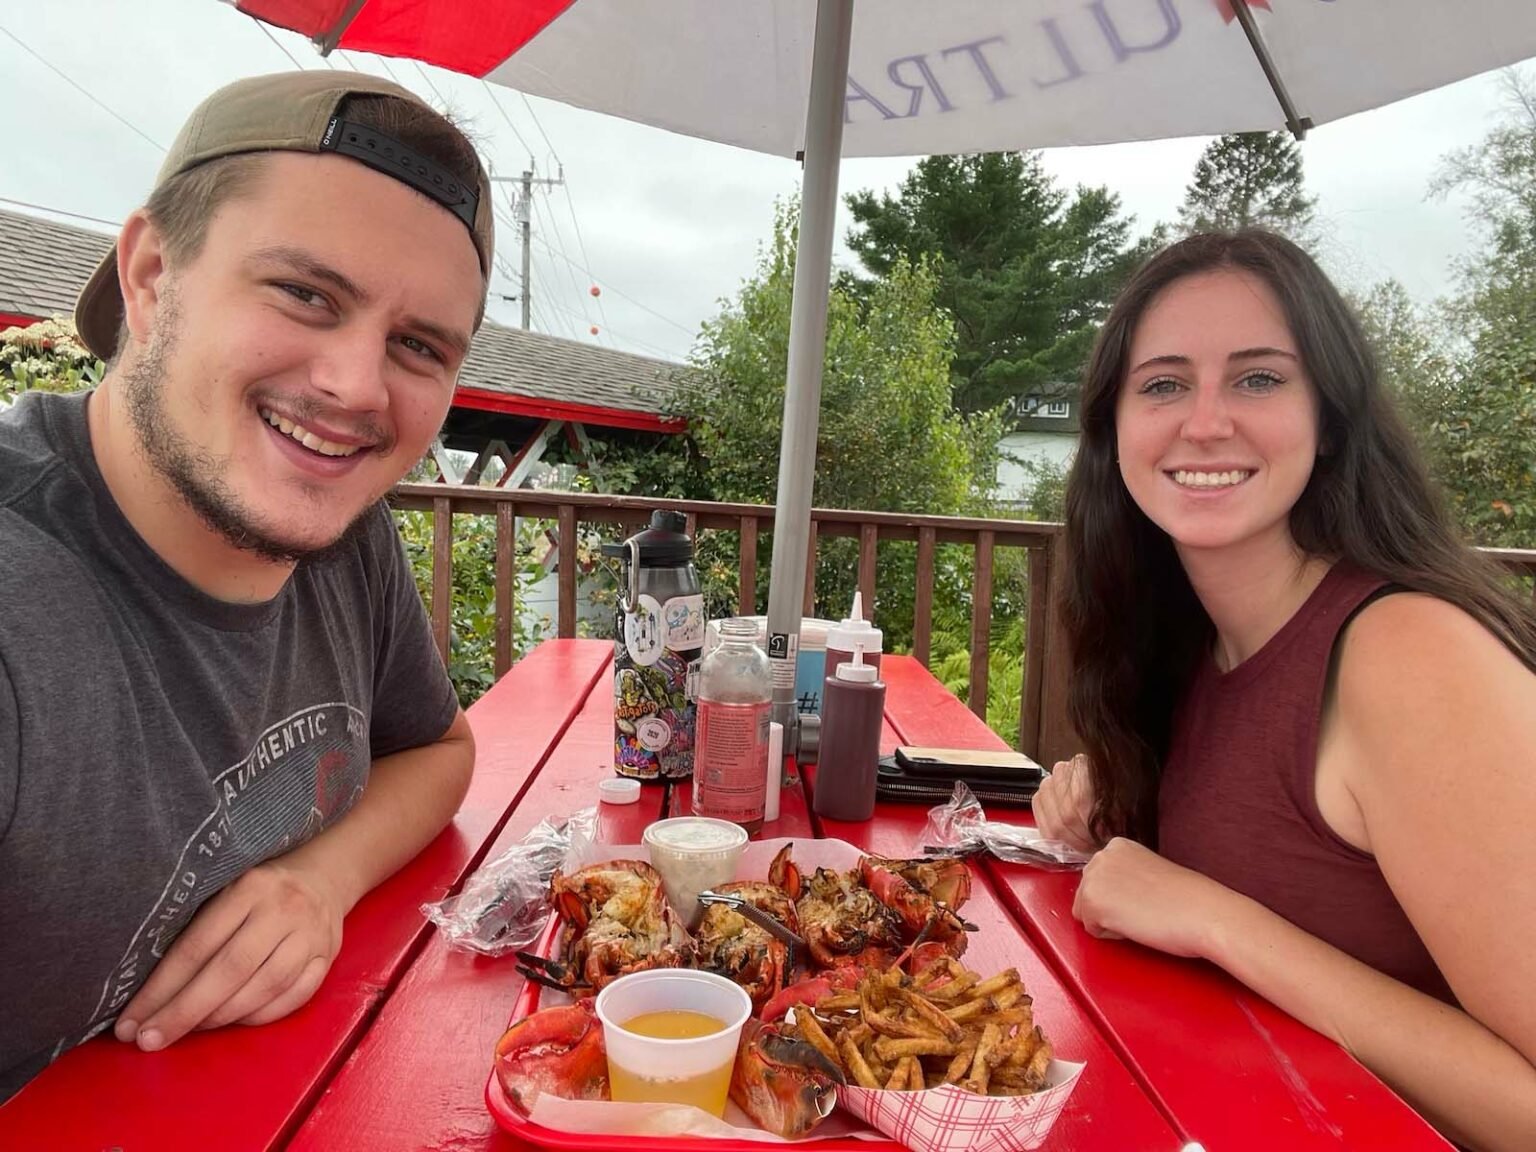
[2,1,1529,363]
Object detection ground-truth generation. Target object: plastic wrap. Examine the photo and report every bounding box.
[918,782,1092,870]
[422,807,598,955]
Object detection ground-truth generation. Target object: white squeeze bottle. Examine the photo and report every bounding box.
[824,591,883,687]
[693,618,772,835]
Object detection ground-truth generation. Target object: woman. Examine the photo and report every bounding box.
[1032,229,1536,1150]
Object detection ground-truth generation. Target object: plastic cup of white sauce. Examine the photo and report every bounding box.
[642,816,749,929]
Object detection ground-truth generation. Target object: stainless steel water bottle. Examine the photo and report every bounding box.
[602,511,704,780]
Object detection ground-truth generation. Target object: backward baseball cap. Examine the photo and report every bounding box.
[74,69,495,360]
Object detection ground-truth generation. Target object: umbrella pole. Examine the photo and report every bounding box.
[764,0,854,757]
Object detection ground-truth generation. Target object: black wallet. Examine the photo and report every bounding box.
[875,750,1044,808]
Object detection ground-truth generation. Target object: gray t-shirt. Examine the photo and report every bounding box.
[0,391,459,1102]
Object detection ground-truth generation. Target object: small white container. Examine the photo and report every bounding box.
[599,777,641,805]
[642,816,748,928]
[595,969,752,1114]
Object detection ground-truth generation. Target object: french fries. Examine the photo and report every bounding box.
[782,960,1055,1098]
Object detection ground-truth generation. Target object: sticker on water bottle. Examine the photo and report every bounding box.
[635,716,672,752]
[624,594,665,666]
[659,594,704,650]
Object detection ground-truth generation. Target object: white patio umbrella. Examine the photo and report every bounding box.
[231,0,1536,746]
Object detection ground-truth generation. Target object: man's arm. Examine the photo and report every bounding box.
[114,710,474,1050]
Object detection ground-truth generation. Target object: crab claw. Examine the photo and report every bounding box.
[494,1001,609,1115]
[767,843,802,901]
[514,951,593,994]
[865,854,973,912]
[730,1017,843,1139]
[759,967,862,1023]
[859,855,975,946]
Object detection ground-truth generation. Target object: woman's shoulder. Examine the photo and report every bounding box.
[1333,588,1536,772]
[1343,589,1524,677]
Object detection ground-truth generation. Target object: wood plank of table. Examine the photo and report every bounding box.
[288,642,654,1152]
[0,639,612,1152]
[803,778,1180,1148]
[878,654,1453,1152]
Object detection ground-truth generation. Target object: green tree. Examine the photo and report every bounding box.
[1177,132,1317,245]
[845,153,1157,415]
[1013,456,1070,523]
[685,200,1000,514]
[1424,70,1536,548]
[1351,280,1454,442]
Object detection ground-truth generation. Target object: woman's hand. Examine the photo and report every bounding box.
[1073,837,1245,959]
[1031,753,1102,852]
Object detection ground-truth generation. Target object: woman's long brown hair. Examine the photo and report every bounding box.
[1063,230,1536,845]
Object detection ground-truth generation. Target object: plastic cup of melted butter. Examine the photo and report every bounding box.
[642,816,749,929]
[595,968,752,1116]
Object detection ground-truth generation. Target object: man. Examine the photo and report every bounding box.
[0,71,491,1101]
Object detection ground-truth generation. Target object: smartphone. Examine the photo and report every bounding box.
[893,746,1044,783]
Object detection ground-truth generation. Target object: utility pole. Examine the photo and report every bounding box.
[490,165,565,331]
[518,168,532,330]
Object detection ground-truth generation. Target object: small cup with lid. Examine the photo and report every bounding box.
[642,816,748,929]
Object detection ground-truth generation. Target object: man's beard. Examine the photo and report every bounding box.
[120,290,376,566]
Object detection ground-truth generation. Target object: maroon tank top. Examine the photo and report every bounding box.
[1158,562,1456,1004]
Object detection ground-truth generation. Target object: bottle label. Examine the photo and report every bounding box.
[614,592,704,781]
[694,699,770,823]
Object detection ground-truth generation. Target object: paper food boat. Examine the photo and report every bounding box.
[492,836,1084,1151]
[837,1064,1083,1152]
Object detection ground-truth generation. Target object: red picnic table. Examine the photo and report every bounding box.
[1,639,1448,1152]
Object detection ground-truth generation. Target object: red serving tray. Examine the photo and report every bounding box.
[484,906,885,1151]
[485,837,1059,1152]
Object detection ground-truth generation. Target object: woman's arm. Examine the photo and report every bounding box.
[1333,593,1536,1148]
[1077,591,1536,1151]
[1076,840,1536,1150]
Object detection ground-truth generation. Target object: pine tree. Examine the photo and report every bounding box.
[1177,131,1317,244]
[845,153,1157,415]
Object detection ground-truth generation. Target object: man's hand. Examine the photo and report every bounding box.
[1030,753,1102,852]
[114,859,344,1051]
[1072,837,1240,959]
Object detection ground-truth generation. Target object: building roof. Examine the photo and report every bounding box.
[460,319,686,418]
[0,207,690,424]
[0,208,113,320]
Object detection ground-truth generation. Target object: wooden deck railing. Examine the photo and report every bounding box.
[392,482,1536,768]
[390,483,1075,764]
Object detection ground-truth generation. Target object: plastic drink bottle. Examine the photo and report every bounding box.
[694,618,772,834]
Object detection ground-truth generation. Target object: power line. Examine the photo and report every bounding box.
[412,61,456,117]
[528,228,696,339]
[490,196,576,336]
[0,22,165,153]
[0,196,120,230]
[528,195,593,327]
[518,90,561,169]
[479,80,688,344]
[538,292,683,360]
[253,17,306,70]
[481,80,534,165]
[556,184,611,333]
[376,56,407,87]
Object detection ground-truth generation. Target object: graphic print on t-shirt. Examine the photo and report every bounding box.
[84,702,368,1036]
